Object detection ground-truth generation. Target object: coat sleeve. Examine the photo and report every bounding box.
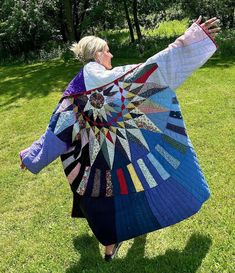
[142,22,217,90]
[20,97,80,174]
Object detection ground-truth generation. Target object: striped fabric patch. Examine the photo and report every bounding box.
[105,170,113,197]
[155,144,180,169]
[166,123,187,136]
[67,162,81,184]
[77,166,91,195]
[62,155,75,169]
[127,163,144,192]
[147,153,170,180]
[137,158,157,188]
[91,169,101,197]
[162,135,187,154]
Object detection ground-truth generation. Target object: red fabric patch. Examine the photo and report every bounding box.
[135,64,158,83]
[116,169,128,194]
[106,131,113,143]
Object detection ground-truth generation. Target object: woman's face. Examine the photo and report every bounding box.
[96,44,113,70]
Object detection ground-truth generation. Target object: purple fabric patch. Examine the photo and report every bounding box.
[63,68,86,97]
[22,129,68,174]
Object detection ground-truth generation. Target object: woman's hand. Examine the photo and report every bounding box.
[196,16,221,37]
[19,153,26,171]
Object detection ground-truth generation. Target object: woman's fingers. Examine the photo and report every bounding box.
[205,19,220,29]
[210,19,220,27]
[209,27,221,33]
[205,17,217,25]
[194,16,221,37]
[202,17,218,28]
[208,27,221,37]
[196,15,202,24]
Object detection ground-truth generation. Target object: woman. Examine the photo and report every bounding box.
[20,16,220,261]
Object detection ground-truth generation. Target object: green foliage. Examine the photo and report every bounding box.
[138,1,185,27]
[216,29,235,56]
[81,0,126,32]
[180,0,234,28]
[0,0,60,60]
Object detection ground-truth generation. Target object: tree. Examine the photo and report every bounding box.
[180,0,234,29]
[123,0,135,43]
[133,0,142,43]
[62,0,76,42]
[0,0,60,58]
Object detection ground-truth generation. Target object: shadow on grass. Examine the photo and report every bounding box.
[0,59,82,112]
[1,53,232,112]
[0,58,139,112]
[66,233,212,273]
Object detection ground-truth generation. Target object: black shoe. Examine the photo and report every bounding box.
[104,242,123,262]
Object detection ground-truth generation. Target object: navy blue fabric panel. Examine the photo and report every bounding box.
[145,177,203,227]
[140,129,162,151]
[71,192,85,218]
[92,149,110,170]
[99,169,107,197]
[114,191,161,242]
[84,166,96,196]
[79,196,117,246]
[111,169,121,195]
[57,125,74,144]
[112,137,132,169]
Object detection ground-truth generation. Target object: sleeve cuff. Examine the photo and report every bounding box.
[19,147,30,160]
[195,22,218,49]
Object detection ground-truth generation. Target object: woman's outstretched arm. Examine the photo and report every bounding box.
[19,97,80,174]
[142,16,220,90]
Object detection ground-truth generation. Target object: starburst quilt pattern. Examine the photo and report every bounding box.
[48,63,209,207]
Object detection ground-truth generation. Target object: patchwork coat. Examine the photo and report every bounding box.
[20,23,217,245]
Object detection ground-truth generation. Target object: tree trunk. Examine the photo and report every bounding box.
[132,0,142,43]
[123,0,135,43]
[228,7,234,29]
[59,1,67,42]
[63,0,75,42]
[75,0,90,41]
[73,0,79,40]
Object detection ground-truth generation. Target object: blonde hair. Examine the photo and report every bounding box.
[70,36,107,63]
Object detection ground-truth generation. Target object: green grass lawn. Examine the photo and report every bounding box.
[0,55,234,273]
